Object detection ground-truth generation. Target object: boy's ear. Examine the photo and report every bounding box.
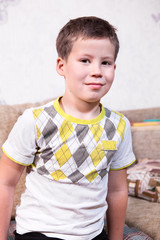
[56,57,65,76]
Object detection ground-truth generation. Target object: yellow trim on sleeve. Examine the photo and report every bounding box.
[110,158,136,171]
[2,147,31,166]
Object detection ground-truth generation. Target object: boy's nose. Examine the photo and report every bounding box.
[90,64,102,78]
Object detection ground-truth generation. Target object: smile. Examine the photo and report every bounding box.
[86,82,104,89]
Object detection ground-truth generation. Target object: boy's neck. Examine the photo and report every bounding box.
[59,96,101,120]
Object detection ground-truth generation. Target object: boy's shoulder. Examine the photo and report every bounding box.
[103,105,125,120]
[19,100,56,125]
[103,106,131,140]
[32,99,55,110]
[30,99,56,119]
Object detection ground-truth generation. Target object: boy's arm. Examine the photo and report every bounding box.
[106,168,128,240]
[0,153,25,240]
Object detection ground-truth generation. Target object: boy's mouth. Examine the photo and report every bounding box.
[86,82,104,90]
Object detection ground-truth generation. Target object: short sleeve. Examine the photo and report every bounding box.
[2,109,37,166]
[110,116,136,170]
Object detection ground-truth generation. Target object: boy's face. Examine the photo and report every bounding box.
[56,37,116,105]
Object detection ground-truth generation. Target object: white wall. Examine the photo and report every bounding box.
[0,0,160,110]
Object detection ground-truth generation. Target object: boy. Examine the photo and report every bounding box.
[0,16,135,240]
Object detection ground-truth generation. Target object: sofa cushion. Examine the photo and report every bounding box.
[121,107,160,123]
[126,196,160,240]
[131,125,160,160]
[127,158,160,202]
[0,105,21,158]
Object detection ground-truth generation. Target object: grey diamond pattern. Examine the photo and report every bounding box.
[73,144,89,167]
[37,165,50,175]
[106,151,116,164]
[104,108,111,118]
[99,169,108,178]
[41,147,54,164]
[44,105,57,118]
[104,119,116,140]
[75,125,89,143]
[42,119,58,145]
[68,170,84,183]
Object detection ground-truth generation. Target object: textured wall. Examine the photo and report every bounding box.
[0,0,160,110]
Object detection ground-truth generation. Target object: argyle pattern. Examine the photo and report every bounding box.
[32,101,126,184]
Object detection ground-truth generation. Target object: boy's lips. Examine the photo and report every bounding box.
[85,82,104,89]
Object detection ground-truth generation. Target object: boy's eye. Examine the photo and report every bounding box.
[102,61,110,65]
[80,59,90,63]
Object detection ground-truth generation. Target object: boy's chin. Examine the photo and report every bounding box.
[83,94,105,103]
[83,97,101,104]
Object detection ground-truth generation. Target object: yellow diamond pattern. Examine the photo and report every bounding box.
[90,143,105,167]
[111,110,124,118]
[117,118,126,141]
[90,124,103,142]
[59,120,74,143]
[36,125,41,140]
[85,169,98,182]
[55,143,71,167]
[51,170,67,181]
[33,108,43,120]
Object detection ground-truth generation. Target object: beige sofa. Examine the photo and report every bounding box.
[121,107,160,240]
[0,100,160,239]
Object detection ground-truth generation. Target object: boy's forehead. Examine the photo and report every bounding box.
[71,37,115,56]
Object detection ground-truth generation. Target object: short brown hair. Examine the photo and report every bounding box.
[56,16,119,61]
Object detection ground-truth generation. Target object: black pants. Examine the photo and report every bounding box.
[14,229,108,240]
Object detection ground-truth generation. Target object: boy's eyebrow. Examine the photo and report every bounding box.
[102,56,114,60]
[79,54,114,60]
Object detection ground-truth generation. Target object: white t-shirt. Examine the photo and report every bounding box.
[2,98,135,240]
